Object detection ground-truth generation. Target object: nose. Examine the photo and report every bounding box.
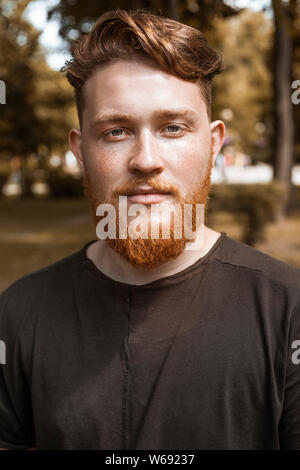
[128,130,165,176]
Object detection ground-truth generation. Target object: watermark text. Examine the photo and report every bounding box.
[291,80,300,105]
[95,197,205,251]
[0,340,6,364]
[0,80,6,104]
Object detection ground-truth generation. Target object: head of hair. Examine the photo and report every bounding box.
[61,8,224,128]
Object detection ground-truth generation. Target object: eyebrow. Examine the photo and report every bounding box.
[91,108,199,129]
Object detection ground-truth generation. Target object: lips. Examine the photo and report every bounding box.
[125,186,171,196]
[125,186,172,204]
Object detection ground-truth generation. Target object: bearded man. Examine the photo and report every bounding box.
[1,9,300,451]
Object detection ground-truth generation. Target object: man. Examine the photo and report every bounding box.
[1,9,300,450]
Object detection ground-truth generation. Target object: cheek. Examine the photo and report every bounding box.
[82,140,122,188]
[171,148,210,190]
[87,160,117,197]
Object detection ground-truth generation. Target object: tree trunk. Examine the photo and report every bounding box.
[272,0,294,216]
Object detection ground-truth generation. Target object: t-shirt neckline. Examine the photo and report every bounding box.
[81,231,227,288]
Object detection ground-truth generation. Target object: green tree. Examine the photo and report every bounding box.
[211,9,273,162]
[0,0,42,157]
[0,0,76,160]
[270,0,300,215]
[47,0,239,46]
[272,0,294,211]
[292,0,300,166]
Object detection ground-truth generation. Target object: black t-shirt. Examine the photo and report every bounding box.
[1,232,300,450]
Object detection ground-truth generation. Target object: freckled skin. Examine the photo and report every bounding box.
[69,57,224,202]
[68,56,225,282]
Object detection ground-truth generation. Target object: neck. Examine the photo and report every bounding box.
[86,225,221,285]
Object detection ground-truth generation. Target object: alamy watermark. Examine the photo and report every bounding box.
[291,339,300,365]
[95,196,205,251]
[0,340,6,364]
[0,80,6,104]
[291,80,300,105]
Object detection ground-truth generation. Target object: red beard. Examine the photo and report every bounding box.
[83,155,213,270]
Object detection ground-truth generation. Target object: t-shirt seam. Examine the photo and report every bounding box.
[78,234,228,287]
[278,304,298,429]
[211,257,300,292]
[17,249,300,293]
[121,292,131,450]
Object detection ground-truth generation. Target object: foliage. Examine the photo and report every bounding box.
[46,169,83,197]
[47,0,239,45]
[0,0,77,159]
[291,0,300,164]
[48,1,279,164]
[211,9,274,163]
[208,182,288,245]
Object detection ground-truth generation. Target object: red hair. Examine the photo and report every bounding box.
[62,9,224,126]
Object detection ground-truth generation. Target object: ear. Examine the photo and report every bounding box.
[210,120,226,166]
[68,128,84,168]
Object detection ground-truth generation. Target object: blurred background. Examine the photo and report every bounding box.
[0,0,300,292]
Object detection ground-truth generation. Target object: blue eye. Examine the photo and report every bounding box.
[164,125,185,136]
[104,125,185,140]
[106,129,124,137]
[166,125,181,132]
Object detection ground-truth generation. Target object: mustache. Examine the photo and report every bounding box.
[111,178,180,199]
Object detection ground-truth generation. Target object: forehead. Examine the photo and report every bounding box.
[82,58,207,120]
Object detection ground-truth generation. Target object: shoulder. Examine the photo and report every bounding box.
[0,244,90,343]
[1,245,87,299]
[213,234,300,291]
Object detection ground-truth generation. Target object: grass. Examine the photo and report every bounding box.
[0,198,95,293]
[0,197,300,293]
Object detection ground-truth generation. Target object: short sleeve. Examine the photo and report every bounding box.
[279,304,300,449]
[0,289,35,449]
